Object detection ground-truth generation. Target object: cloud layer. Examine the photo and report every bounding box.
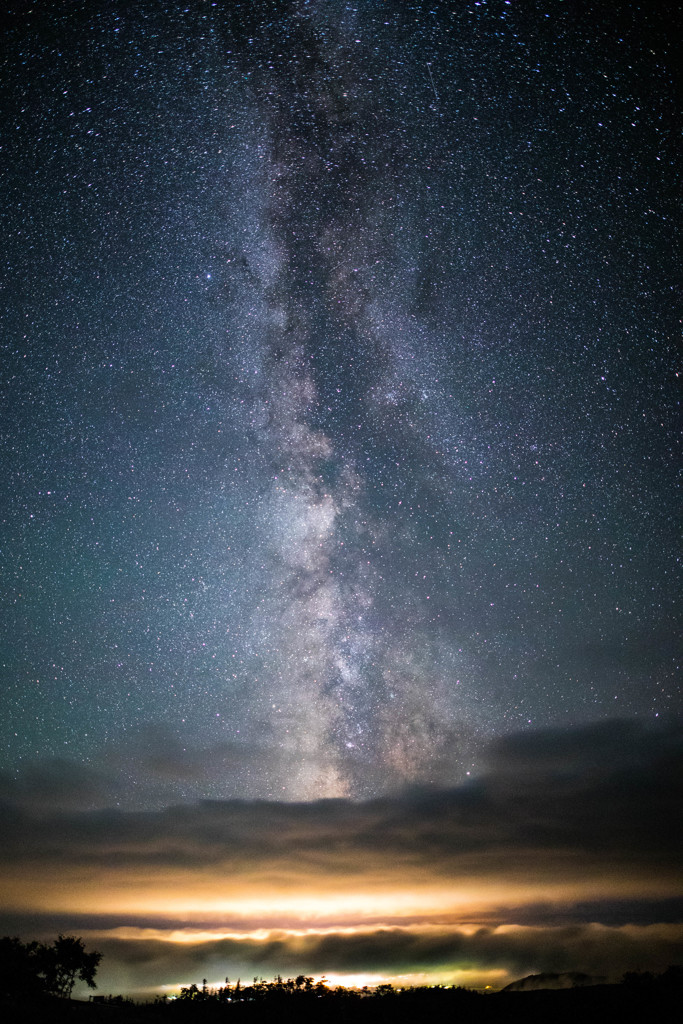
[1,720,681,993]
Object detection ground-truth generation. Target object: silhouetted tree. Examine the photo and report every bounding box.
[660,964,683,989]
[622,970,656,989]
[0,934,101,1001]
[39,935,102,999]
[0,936,44,1000]
[179,983,201,1001]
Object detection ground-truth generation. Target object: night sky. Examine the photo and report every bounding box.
[1,0,681,997]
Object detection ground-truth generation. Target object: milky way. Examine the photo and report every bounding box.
[1,1,679,804]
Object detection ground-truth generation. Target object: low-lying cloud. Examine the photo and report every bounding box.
[1,719,680,871]
[89,922,683,990]
[1,719,680,993]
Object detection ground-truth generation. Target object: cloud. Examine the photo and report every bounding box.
[1,719,680,873]
[484,717,681,777]
[1,719,680,992]
[0,718,680,990]
[0,724,272,811]
[0,757,123,813]
[61,922,683,995]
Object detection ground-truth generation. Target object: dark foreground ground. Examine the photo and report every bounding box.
[3,979,682,1024]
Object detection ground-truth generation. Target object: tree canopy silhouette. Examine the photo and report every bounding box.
[0,934,102,1002]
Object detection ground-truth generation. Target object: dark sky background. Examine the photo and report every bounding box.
[0,0,681,995]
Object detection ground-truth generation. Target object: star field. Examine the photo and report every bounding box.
[0,0,679,804]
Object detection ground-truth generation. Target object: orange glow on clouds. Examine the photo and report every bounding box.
[3,719,680,997]
[1,858,678,926]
